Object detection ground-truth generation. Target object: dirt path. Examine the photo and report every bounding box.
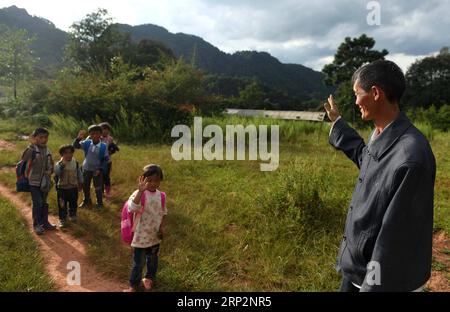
[426,231,450,291]
[0,139,16,151]
[0,183,127,292]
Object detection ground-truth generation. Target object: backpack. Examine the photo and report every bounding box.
[120,190,166,245]
[15,149,37,192]
[82,139,108,172]
[54,160,80,190]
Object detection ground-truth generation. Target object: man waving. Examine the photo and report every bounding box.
[324,60,436,292]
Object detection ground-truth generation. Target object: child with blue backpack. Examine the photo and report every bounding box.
[73,125,109,210]
[18,128,56,235]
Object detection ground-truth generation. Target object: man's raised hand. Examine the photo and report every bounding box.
[324,94,341,122]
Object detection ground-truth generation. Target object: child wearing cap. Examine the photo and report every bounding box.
[54,144,83,227]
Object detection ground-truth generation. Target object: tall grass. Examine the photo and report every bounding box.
[202,115,331,144]
[49,114,89,138]
[0,197,54,291]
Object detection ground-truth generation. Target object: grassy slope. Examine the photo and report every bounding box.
[0,196,54,291]
[0,117,448,291]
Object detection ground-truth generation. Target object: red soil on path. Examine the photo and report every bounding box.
[0,183,127,292]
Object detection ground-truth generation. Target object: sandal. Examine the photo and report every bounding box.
[142,278,153,290]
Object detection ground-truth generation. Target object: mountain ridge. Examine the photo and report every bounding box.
[0,5,332,103]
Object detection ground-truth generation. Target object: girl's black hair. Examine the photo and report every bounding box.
[59,144,75,156]
[32,127,49,137]
[142,164,163,180]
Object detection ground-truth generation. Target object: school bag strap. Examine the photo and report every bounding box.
[82,139,92,157]
[131,190,147,233]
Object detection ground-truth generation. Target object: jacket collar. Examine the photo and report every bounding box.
[367,111,412,161]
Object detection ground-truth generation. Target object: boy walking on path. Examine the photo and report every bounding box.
[54,145,83,227]
[73,125,109,210]
[21,128,56,235]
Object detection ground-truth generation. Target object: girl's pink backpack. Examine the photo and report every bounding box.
[121,192,146,245]
[120,190,166,245]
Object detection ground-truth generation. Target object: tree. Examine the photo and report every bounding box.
[403,47,450,109]
[238,81,265,109]
[65,8,129,72]
[0,25,36,99]
[126,39,175,69]
[322,34,388,123]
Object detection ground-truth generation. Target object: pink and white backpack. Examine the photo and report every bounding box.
[120,190,166,245]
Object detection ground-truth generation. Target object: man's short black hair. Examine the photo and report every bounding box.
[88,125,102,134]
[142,164,163,180]
[352,60,406,103]
[59,144,75,156]
[32,127,49,137]
[99,122,112,131]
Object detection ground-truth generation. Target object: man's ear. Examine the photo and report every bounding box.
[371,85,382,101]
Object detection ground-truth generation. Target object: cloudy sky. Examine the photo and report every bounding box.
[1,0,449,71]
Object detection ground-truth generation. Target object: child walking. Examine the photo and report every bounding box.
[124,164,167,292]
[20,128,55,235]
[54,145,83,228]
[73,125,109,210]
[98,122,119,198]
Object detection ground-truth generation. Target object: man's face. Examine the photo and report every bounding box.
[353,81,378,121]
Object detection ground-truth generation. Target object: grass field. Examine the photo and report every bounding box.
[0,116,448,291]
[0,196,54,291]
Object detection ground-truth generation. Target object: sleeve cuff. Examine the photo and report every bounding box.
[128,200,141,212]
[329,116,342,136]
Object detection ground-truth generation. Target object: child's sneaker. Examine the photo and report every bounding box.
[79,201,92,209]
[43,222,57,230]
[34,225,44,235]
[58,219,66,228]
[142,278,153,291]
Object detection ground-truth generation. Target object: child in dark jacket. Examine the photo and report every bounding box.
[73,125,109,210]
[21,128,55,235]
[54,145,83,227]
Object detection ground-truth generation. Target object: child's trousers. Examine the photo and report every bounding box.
[81,170,103,205]
[30,186,50,227]
[104,162,112,189]
[129,244,160,287]
[57,188,78,220]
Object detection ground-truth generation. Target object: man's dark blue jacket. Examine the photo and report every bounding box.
[329,112,436,292]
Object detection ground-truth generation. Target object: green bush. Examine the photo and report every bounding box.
[42,59,219,143]
[407,104,450,132]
